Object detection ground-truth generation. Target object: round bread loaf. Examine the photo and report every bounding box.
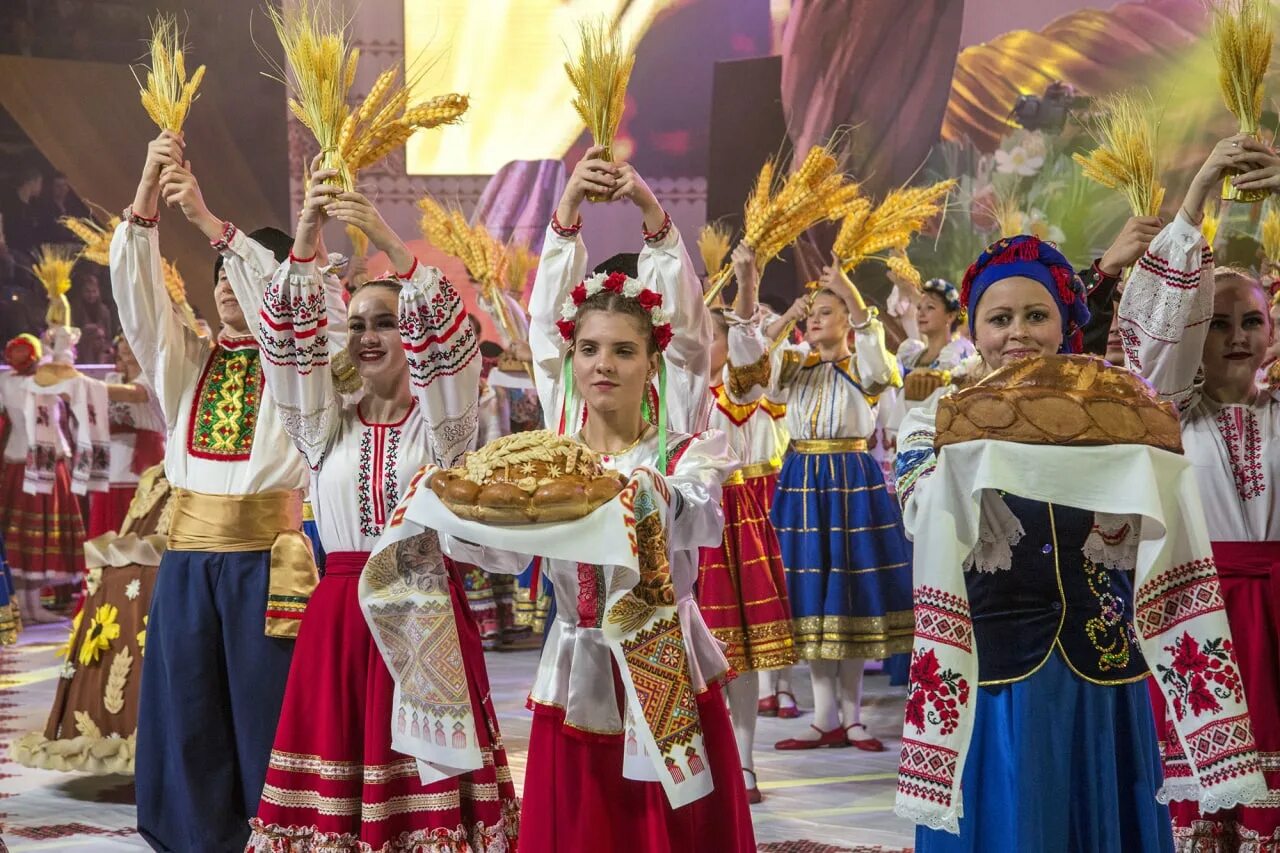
[430,430,626,525]
[934,354,1182,453]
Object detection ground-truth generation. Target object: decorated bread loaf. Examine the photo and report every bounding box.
[430,429,626,524]
[934,355,1182,452]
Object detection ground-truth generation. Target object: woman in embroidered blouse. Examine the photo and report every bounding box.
[725,246,912,753]
[87,336,166,538]
[694,243,796,804]
[1120,134,1280,852]
[207,168,518,850]
[490,152,754,852]
[892,225,1178,850]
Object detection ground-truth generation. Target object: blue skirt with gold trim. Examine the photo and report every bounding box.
[770,449,913,661]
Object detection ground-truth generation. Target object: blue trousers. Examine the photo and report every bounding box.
[136,549,294,852]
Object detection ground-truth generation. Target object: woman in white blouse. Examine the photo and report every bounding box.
[1120,133,1280,853]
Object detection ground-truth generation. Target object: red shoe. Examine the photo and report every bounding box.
[744,769,763,804]
[776,689,801,719]
[846,723,886,752]
[757,695,779,717]
[774,725,849,750]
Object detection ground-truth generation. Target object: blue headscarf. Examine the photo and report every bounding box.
[960,235,1090,354]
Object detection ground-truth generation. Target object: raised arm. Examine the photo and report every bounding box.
[324,189,482,468]
[529,154,606,428]
[1118,139,1245,407]
[110,132,207,428]
[823,258,901,394]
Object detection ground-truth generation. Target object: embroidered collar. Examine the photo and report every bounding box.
[218,333,259,351]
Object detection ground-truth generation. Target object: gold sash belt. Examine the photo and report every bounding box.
[724,460,782,486]
[791,438,869,454]
[168,488,317,639]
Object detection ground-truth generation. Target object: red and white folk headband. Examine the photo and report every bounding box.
[556,271,674,351]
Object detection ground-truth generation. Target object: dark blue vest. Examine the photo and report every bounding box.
[965,495,1150,686]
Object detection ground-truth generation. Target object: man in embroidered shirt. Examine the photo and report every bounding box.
[110,130,337,852]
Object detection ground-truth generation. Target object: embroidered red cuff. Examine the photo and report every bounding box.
[124,206,159,228]
[289,249,318,264]
[551,211,583,239]
[396,257,420,280]
[642,211,672,244]
[210,221,238,253]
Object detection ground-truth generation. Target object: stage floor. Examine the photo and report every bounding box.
[0,622,915,851]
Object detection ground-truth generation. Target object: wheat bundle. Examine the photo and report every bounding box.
[504,241,539,296]
[833,179,956,272]
[697,222,732,278]
[1072,93,1166,217]
[269,0,358,191]
[1203,201,1222,248]
[565,20,634,200]
[61,214,121,267]
[339,63,469,178]
[1261,203,1280,269]
[137,15,206,132]
[1213,0,1273,202]
[885,249,924,291]
[34,245,78,328]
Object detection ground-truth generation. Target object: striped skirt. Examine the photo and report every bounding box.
[770,448,913,661]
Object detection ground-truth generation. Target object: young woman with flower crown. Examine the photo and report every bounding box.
[725,246,912,754]
[890,139,1270,851]
[166,160,520,850]
[1121,134,1280,853]
[485,149,753,851]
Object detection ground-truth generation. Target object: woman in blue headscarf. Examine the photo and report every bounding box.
[892,230,1174,852]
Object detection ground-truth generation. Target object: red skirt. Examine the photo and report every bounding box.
[88,484,137,539]
[248,551,520,852]
[518,683,755,853]
[1166,541,1280,851]
[697,474,795,672]
[0,460,84,582]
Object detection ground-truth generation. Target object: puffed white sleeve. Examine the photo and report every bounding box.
[852,312,902,395]
[664,430,732,554]
[528,224,589,429]
[638,225,710,382]
[245,254,342,469]
[1117,212,1213,410]
[398,261,481,468]
[109,221,208,429]
[724,310,799,406]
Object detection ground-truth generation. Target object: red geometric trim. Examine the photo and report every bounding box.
[1182,713,1262,786]
[913,586,973,653]
[1215,407,1267,503]
[897,737,958,806]
[1135,559,1225,640]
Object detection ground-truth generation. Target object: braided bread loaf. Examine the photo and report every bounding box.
[934,355,1182,453]
[430,430,626,524]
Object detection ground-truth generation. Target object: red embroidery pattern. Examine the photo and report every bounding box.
[913,587,973,653]
[897,738,959,807]
[575,562,604,628]
[1215,407,1266,502]
[1156,633,1244,722]
[1180,714,1263,789]
[357,426,404,538]
[1135,559,1225,640]
[904,649,970,736]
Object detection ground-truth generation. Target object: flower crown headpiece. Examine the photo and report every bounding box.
[556,270,675,351]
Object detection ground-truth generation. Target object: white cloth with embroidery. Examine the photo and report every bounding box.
[19,373,110,496]
[725,308,900,441]
[110,222,345,495]
[528,223,713,435]
[1119,211,1280,541]
[398,434,732,809]
[102,371,165,486]
[892,436,1267,834]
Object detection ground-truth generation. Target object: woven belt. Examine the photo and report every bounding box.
[791,438,869,454]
